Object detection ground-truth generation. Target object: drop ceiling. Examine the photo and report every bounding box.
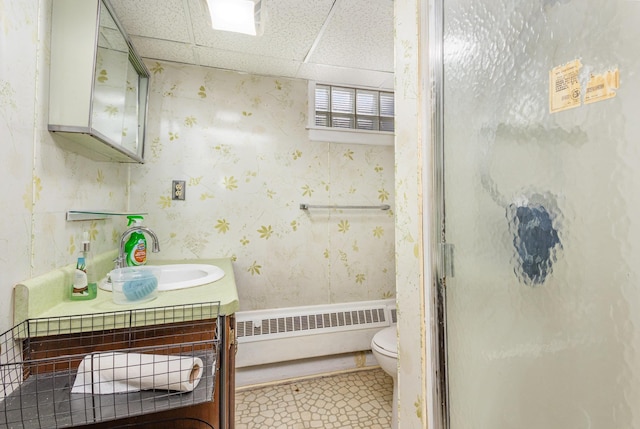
[109,0,395,89]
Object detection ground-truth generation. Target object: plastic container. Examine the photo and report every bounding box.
[125,215,147,266]
[109,266,159,305]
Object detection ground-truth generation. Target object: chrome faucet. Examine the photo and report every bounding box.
[114,226,161,269]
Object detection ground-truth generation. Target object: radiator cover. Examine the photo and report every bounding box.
[235,299,396,367]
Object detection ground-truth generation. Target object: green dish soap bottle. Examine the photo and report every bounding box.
[125,215,147,266]
[71,232,97,300]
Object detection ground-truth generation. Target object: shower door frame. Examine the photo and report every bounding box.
[426,0,451,428]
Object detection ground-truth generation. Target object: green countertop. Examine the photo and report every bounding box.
[13,250,239,326]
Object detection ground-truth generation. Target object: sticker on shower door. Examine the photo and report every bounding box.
[549,60,620,112]
[584,68,619,104]
[549,59,582,113]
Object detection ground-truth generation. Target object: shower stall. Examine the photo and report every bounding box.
[433,0,640,427]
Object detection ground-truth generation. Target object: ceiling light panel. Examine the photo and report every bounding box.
[207,0,258,35]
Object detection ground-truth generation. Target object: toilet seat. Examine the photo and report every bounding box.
[372,326,397,358]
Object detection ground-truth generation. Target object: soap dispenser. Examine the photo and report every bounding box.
[70,232,97,300]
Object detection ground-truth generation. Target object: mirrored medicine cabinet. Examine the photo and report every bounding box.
[48,0,150,163]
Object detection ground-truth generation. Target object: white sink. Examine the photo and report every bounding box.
[154,264,225,291]
[99,264,225,292]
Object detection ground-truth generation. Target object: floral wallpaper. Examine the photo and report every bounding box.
[130,61,396,311]
[394,0,431,427]
[0,0,132,334]
[0,0,38,334]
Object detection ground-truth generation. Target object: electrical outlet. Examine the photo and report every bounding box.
[172,180,186,200]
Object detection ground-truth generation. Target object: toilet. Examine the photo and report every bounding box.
[371,325,398,429]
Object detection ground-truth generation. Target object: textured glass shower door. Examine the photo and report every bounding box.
[441,0,640,428]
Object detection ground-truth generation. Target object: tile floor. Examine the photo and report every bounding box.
[235,368,393,429]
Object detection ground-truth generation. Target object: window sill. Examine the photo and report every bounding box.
[307,127,394,146]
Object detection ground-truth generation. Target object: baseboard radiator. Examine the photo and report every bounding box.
[235,299,396,368]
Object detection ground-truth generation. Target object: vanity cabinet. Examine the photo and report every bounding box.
[48,0,150,163]
[12,257,239,428]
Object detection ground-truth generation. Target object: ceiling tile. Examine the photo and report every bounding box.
[307,0,394,73]
[110,0,193,43]
[106,0,395,88]
[295,63,393,90]
[131,36,198,65]
[195,46,302,78]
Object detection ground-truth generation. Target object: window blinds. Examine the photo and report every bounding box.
[314,84,394,132]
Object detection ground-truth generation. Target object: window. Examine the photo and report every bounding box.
[308,83,394,146]
[314,84,395,132]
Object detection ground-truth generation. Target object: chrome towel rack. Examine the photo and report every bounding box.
[300,203,390,211]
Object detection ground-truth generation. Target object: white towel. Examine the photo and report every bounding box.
[71,351,203,394]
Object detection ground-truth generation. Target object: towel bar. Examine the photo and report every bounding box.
[300,203,390,211]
